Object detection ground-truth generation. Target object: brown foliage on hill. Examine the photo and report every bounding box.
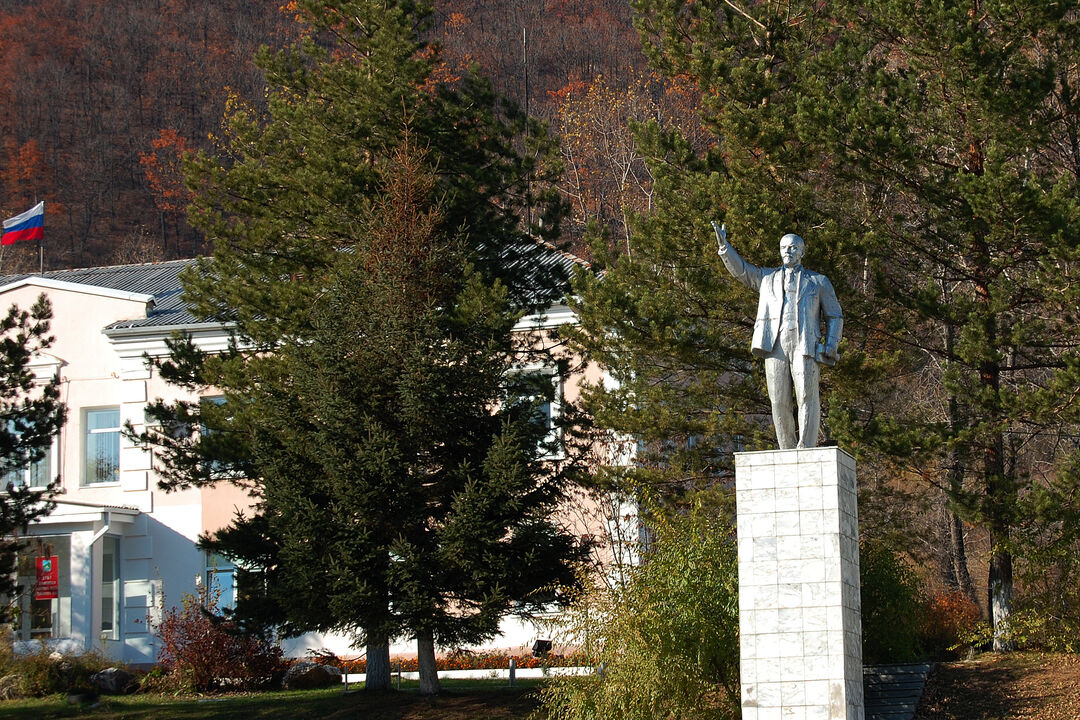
[0,0,642,271]
[0,0,286,269]
[434,0,643,118]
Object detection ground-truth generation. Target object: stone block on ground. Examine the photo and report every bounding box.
[91,667,138,694]
[283,661,341,690]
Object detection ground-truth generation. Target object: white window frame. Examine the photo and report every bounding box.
[100,535,120,641]
[204,552,237,613]
[82,407,121,486]
[200,395,238,480]
[511,364,563,460]
[14,535,71,642]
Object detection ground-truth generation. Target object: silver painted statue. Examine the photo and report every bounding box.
[713,222,843,449]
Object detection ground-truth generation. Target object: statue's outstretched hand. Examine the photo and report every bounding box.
[711,221,728,253]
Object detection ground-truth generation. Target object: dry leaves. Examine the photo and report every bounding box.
[913,652,1080,720]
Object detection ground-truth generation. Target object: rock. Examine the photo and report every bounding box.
[90,667,137,694]
[282,662,340,690]
[0,673,23,700]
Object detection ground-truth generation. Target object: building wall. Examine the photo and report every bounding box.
[2,281,217,666]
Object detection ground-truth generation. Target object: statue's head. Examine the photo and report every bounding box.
[779,233,805,268]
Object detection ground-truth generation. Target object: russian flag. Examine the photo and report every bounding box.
[2,202,44,246]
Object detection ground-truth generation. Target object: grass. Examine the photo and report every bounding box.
[0,678,546,720]
[7,652,1079,720]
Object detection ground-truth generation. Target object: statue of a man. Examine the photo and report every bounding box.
[713,222,843,449]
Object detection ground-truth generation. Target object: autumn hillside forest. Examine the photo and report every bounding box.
[0,0,670,271]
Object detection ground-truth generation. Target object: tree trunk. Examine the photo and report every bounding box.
[941,311,977,605]
[365,637,391,691]
[942,433,976,604]
[938,499,959,589]
[947,504,977,604]
[988,515,1015,651]
[417,630,440,696]
[984,393,1014,650]
[972,248,1014,651]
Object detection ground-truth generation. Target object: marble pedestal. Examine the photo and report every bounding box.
[735,447,862,720]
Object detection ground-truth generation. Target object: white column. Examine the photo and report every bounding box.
[735,447,863,720]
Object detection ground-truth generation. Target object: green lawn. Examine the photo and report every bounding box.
[0,679,546,720]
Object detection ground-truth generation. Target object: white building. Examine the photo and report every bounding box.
[1,256,608,666]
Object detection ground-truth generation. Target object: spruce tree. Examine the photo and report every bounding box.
[139,0,582,692]
[200,143,582,694]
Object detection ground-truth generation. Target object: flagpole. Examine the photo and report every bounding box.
[36,197,41,273]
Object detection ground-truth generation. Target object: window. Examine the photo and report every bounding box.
[3,442,54,490]
[511,368,562,458]
[205,553,237,612]
[203,397,243,481]
[13,536,71,641]
[100,536,120,640]
[84,408,120,485]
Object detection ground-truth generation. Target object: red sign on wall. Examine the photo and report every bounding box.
[35,555,58,600]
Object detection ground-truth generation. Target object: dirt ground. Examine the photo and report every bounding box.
[913,652,1080,720]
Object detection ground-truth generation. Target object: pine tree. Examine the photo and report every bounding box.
[178,0,565,345]
[567,0,866,499]
[618,0,1080,651]
[139,0,582,693]
[0,295,66,618]
[805,0,1080,651]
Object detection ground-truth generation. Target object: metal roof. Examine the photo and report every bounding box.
[0,259,206,333]
[0,241,589,336]
[1,259,191,296]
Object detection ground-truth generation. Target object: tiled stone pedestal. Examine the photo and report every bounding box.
[735,447,862,720]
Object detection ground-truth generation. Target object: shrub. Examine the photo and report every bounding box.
[956,606,1080,655]
[540,505,740,720]
[155,586,286,692]
[1011,537,1080,653]
[860,539,925,664]
[5,643,112,697]
[921,589,981,659]
[135,665,176,695]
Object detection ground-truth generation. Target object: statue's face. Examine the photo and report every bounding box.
[779,234,805,268]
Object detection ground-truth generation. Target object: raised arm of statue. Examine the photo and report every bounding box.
[712,221,765,291]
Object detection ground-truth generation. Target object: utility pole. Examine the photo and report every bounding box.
[523,26,532,232]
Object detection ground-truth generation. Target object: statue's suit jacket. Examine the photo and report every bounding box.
[718,242,844,364]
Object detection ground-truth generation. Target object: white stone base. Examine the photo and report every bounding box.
[735,447,863,720]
